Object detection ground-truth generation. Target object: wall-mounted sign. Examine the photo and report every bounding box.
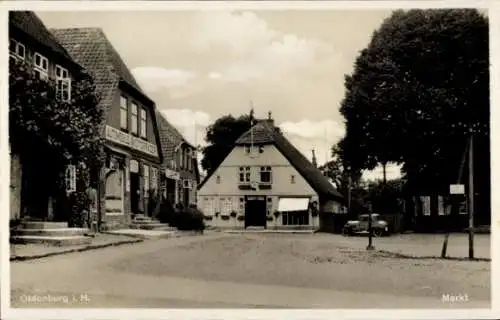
[449,184,465,195]
[165,168,180,180]
[130,159,139,173]
[105,125,158,158]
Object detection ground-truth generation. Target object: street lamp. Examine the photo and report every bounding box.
[367,204,375,251]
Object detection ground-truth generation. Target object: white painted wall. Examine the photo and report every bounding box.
[198,144,321,228]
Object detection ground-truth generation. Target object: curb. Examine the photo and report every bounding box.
[377,249,491,262]
[10,238,143,262]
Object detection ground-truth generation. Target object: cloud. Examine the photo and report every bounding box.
[279,119,345,142]
[132,67,197,92]
[192,11,333,83]
[207,72,222,79]
[159,109,211,147]
[363,164,402,181]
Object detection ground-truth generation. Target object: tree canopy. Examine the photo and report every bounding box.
[9,58,105,186]
[201,114,253,174]
[201,111,282,174]
[340,9,489,196]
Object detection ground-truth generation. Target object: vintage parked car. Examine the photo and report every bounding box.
[342,213,390,237]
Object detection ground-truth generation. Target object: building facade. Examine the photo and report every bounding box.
[156,111,199,208]
[197,114,344,230]
[52,28,163,230]
[9,11,83,221]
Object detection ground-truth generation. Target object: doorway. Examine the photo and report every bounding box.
[245,196,267,228]
[130,172,139,215]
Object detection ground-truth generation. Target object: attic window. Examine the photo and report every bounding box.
[245,145,251,154]
[216,175,221,184]
[291,175,296,184]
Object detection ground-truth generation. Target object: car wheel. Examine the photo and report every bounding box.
[373,229,384,237]
[342,227,350,236]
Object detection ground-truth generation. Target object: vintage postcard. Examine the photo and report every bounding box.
[1,1,497,319]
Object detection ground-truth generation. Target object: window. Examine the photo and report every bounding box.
[9,39,25,60]
[55,65,71,102]
[282,212,309,226]
[140,108,147,138]
[239,197,245,210]
[216,175,221,184]
[245,145,251,154]
[143,164,150,194]
[184,149,189,170]
[220,197,233,215]
[260,166,272,183]
[120,96,128,130]
[291,175,296,184]
[131,103,138,134]
[34,52,48,80]
[239,167,251,182]
[187,149,192,171]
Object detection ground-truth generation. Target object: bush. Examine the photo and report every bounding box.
[157,197,176,224]
[237,215,245,221]
[169,206,205,231]
[221,215,230,221]
[230,211,237,218]
[68,191,90,228]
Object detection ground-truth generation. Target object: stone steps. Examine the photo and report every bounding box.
[130,223,172,230]
[12,228,88,237]
[11,220,92,246]
[10,235,92,246]
[21,221,68,229]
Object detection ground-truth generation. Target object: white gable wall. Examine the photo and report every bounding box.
[198,144,316,197]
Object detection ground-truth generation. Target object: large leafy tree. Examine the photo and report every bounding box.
[340,9,489,222]
[201,114,253,174]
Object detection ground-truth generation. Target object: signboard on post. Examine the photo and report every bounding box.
[450,184,465,195]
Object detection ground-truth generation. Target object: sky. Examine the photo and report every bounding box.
[37,9,402,181]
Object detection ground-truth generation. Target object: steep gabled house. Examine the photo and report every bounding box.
[156,111,200,208]
[9,11,83,222]
[197,113,344,230]
[51,28,163,230]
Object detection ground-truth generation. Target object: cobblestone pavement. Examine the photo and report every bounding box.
[10,233,490,309]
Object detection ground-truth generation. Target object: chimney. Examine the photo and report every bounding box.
[265,111,274,127]
[311,149,318,168]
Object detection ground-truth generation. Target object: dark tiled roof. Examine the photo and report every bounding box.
[156,110,196,163]
[9,11,74,61]
[51,27,163,162]
[50,28,146,111]
[199,120,343,200]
